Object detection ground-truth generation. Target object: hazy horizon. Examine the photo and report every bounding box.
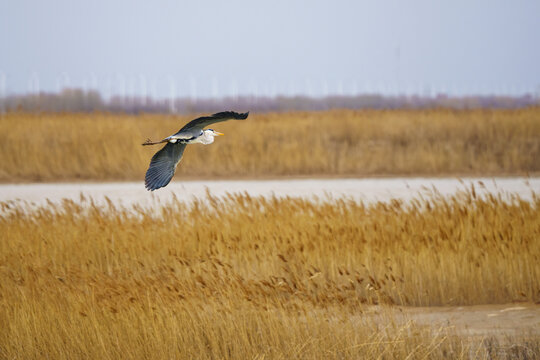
[1,0,539,99]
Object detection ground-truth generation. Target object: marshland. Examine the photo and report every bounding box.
[1,108,539,359]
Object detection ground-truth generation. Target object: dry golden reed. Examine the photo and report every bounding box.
[1,189,539,359]
[0,108,539,181]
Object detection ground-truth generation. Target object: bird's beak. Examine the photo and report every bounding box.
[215,132,224,136]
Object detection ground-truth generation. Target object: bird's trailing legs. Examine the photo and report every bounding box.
[142,138,168,146]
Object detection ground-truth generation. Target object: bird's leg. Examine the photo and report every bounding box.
[142,138,168,146]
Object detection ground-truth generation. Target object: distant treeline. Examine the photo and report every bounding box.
[1,88,539,113]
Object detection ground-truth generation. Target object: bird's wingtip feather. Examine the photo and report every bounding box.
[234,111,249,119]
[210,111,250,119]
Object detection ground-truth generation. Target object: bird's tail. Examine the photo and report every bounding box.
[142,138,167,146]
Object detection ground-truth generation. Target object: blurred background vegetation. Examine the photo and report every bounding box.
[0,108,538,182]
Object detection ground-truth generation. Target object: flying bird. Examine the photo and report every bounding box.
[142,111,249,191]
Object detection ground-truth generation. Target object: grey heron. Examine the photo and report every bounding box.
[142,111,249,191]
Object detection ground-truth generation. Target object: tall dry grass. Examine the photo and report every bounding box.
[0,108,539,181]
[1,189,539,358]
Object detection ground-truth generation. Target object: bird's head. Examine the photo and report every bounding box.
[200,129,224,144]
[205,129,224,137]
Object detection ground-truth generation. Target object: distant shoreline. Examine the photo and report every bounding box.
[1,173,539,185]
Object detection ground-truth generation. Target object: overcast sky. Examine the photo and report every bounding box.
[1,0,539,98]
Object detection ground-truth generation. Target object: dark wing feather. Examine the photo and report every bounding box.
[145,143,187,191]
[177,111,249,133]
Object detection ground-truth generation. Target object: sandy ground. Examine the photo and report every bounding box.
[0,177,538,210]
[368,303,540,338]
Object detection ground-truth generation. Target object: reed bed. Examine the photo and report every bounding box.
[0,189,538,358]
[0,108,539,182]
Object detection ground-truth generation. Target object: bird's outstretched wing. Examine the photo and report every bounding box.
[177,111,249,133]
[145,143,187,191]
